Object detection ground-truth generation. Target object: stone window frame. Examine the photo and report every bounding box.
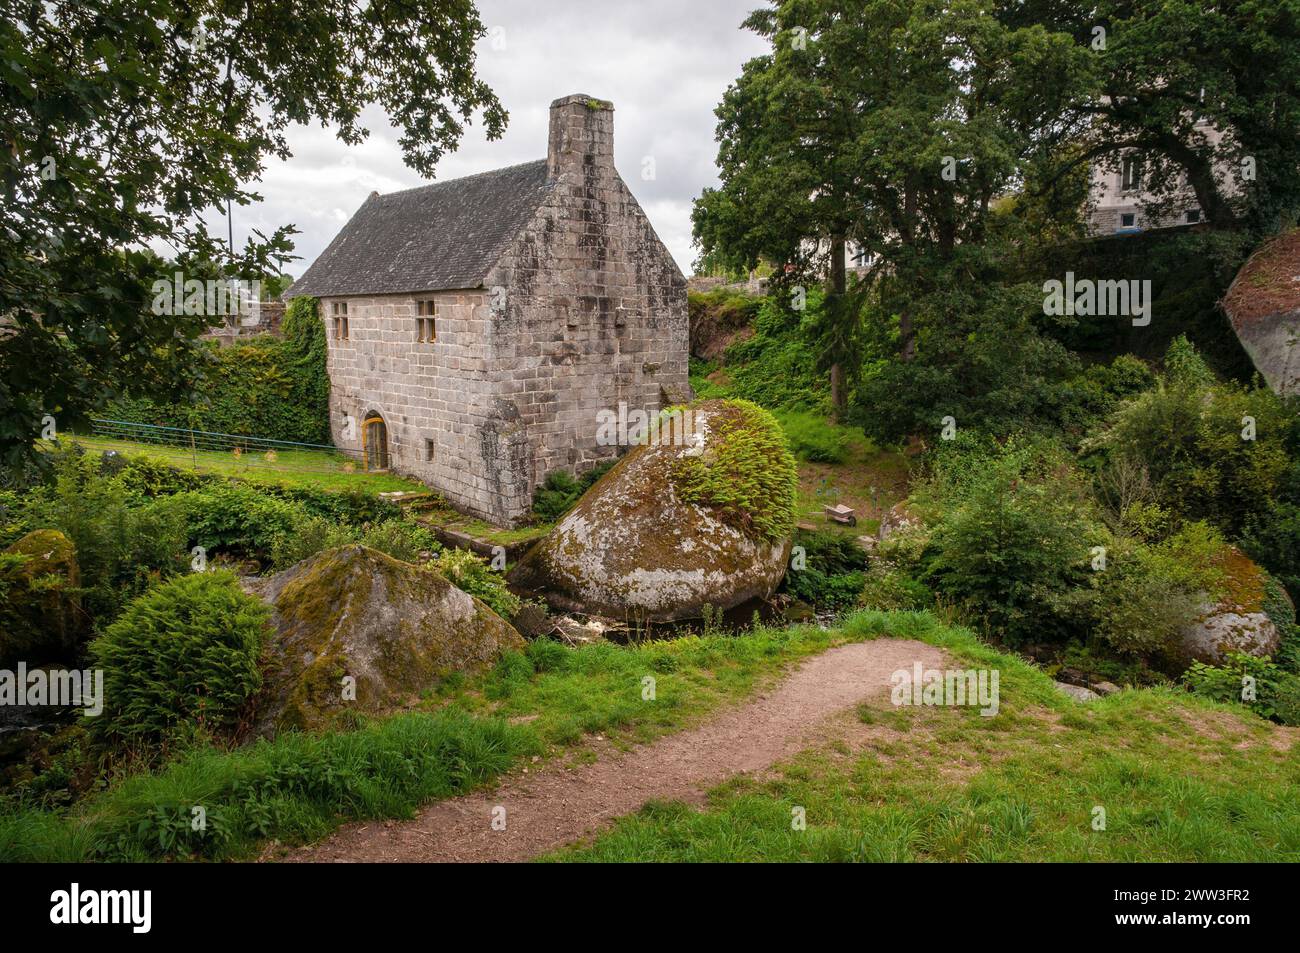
[1120,154,1143,193]
[1120,212,1137,229]
[330,300,350,341]
[423,437,436,462]
[416,299,437,343]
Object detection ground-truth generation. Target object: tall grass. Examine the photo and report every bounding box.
[0,710,538,861]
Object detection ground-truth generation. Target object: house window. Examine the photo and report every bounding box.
[424,438,436,462]
[1120,213,1137,228]
[1120,155,1143,192]
[416,300,437,343]
[1186,209,1201,224]
[331,301,349,340]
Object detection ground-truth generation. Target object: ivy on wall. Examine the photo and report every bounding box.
[106,297,330,444]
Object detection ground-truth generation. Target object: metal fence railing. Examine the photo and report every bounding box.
[76,418,369,476]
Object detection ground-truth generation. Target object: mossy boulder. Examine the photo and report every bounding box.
[510,399,798,621]
[1177,547,1282,665]
[249,545,523,734]
[0,529,84,666]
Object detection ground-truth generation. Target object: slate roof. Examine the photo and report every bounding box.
[286,159,553,298]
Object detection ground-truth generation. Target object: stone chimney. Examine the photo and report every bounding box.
[547,94,614,181]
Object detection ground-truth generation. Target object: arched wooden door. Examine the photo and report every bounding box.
[362,415,389,471]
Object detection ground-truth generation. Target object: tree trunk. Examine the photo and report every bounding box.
[829,235,847,417]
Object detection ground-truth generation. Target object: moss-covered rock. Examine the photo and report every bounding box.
[510,399,797,621]
[1177,547,1281,665]
[0,530,84,666]
[248,545,523,734]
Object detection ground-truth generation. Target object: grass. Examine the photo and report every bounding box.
[63,434,427,494]
[434,623,845,749]
[0,710,538,862]
[7,611,1296,862]
[546,611,1300,862]
[792,425,911,538]
[0,621,842,861]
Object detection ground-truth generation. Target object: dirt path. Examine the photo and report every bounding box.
[279,638,945,863]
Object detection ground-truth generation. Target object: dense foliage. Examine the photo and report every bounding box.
[89,571,270,750]
[106,297,331,444]
[1,0,504,473]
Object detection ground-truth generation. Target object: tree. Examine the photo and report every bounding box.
[1021,0,1300,232]
[0,0,505,472]
[694,0,1091,413]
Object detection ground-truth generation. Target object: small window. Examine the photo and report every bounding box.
[331,301,349,340]
[423,438,436,462]
[1120,213,1137,228]
[1121,155,1142,192]
[416,300,437,343]
[1186,209,1201,224]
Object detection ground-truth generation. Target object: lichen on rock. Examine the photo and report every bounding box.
[510,399,797,621]
[247,545,523,734]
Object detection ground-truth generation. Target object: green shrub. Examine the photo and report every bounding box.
[88,571,270,750]
[774,409,850,463]
[1241,500,1300,607]
[921,444,1100,645]
[1183,652,1300,725]
[359,519,439,563]
[859,569,934,611]
[786,568,865,610]
[531,460,615,523]
[428,548,520,619]
[270,515,359,570]
[18,453,188,622]
[1085,338,1295,535]
[165,483,311,562]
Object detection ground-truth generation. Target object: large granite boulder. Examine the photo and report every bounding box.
[1223,229,1300,396]
[510,399,798,621]
[0,530,84,666]
[1177,548,1284,665]
[248,545,523,733]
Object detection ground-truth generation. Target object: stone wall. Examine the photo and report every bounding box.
[323,290,506,519]
[483,95,691,514]
[324,95,690,526]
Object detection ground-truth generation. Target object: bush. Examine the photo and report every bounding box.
[1184,652,1300,726]
[88,571,270,749]
[860,569,934,611]
[359,519,439,563]
[269,515,359,570]
[428,548,520,619]
[921,442,1100,645]
[774,409,850,463]
[164,483,311,563]
[531,460,614,523]
[18,453,188,622]
[1085,338,1296,535]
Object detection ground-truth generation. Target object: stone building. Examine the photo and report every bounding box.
[287,94,690,526]
[1085,116,1235,236]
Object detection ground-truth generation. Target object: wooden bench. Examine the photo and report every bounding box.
[822,503,857,526]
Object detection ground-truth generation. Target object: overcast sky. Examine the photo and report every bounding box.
[213,0,769,280]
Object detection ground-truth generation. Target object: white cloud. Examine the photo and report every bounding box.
[201,0,768,278]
